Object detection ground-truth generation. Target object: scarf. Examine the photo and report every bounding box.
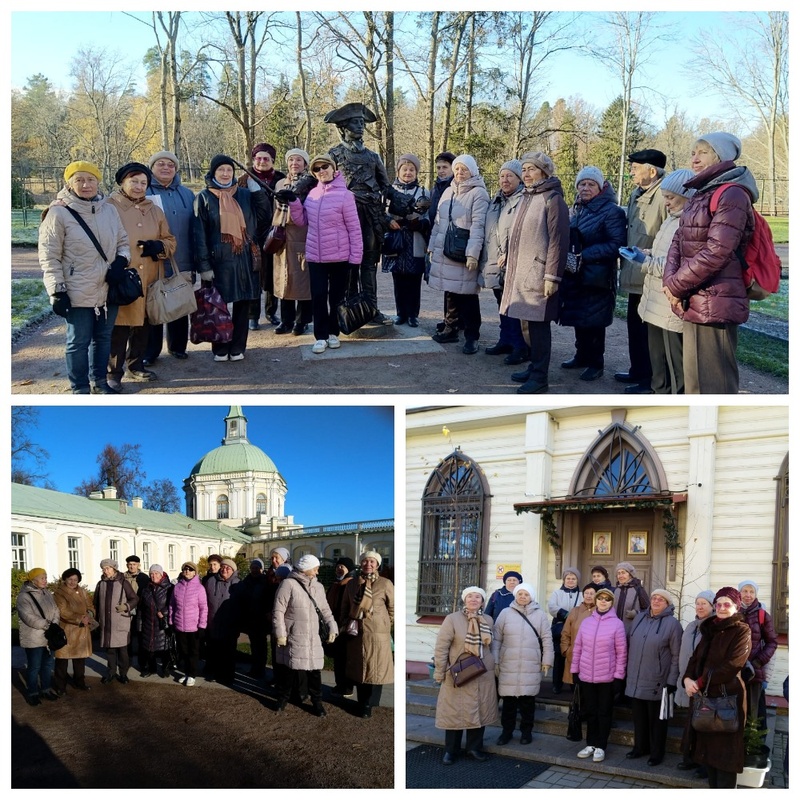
[208,185,247,254]
[120,189,147,205]
[354,572,378,619]
[462,607,492,657]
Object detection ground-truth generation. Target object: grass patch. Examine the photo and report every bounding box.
[752,278,788,321]
[12,278,52,338]
[736,328,788,378]
[11,208,44,246]
[765,216,788,243]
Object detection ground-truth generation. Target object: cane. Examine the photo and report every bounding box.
[230,158,275,197]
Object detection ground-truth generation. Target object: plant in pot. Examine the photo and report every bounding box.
[743,715,770,769]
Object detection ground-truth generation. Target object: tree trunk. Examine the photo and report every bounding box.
[439,12,470,154]
[295,12,312,154]
[464,15,475,140]
[425,12,441,184]
[384,11,395,171]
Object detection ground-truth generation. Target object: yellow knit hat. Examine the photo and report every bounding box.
[27,567,46,581]
[64,160,102,183]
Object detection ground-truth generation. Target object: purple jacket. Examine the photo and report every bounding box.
[571,608,627,684]
[294,172,363,264]
[740,601,778,683]
[169,574,208,633]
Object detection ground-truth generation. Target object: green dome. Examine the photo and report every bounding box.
[190,442,278,476]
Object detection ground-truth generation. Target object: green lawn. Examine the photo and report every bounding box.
[765,216,788,243]
[11,278,52,338]
[11,208,44,246]
[737,328,788,379]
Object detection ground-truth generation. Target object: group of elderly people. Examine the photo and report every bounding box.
[432,567,777,789]
[39,130,755,394]
[17,548,393,720]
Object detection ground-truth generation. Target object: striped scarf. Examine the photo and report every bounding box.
[463,607,492,657]
[355,572,378,619]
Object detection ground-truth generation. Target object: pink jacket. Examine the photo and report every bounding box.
[292,172,363,265]
[571,608,627,683]
[169,575,208,632]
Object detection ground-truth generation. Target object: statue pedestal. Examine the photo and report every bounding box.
[343,320,394,340]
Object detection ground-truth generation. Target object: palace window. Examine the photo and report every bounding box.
[168,545,176,571]
[256,494,267,515]
[109,539,119,563]
[141,543,151,571]
[12,533,27,572]
[217,495,230,519]
[67,537,81,570]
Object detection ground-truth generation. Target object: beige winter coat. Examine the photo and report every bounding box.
[272,571,336,671]
[344,576,394,685]
[637,212,685,333]
[559,601,594,684]
[95,571,139,649]
[107,192,177,326]
[272,177,311,301]
[478,185,523,290]
[619,178,668,294]
[39,188,130,308]
[433,611,500,730]
[53,582,95,660]
[17,582,60,649]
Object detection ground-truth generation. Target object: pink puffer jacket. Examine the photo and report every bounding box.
[292,172,363,265]
[571,608,627,684]
[169,574,208,632]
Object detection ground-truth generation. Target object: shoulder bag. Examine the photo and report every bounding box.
[62,205,143,306]
[448,651,487,687]
[442,197,470,263]
[336,266,378,334]
[290,576,329,645]
[513,608,544,658]
[146,260,197,324]
[566,683,583,740]
[29,595,68,654]
[690,670,738,733]
[264,204,289,255]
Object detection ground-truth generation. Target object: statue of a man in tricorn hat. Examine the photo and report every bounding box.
[325,102,427,324]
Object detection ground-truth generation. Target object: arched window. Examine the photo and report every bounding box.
[217,495,229,519]
[417,450,490,616]
[256,494,267,515]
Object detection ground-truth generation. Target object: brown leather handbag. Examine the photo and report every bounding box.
[448,652,487,687]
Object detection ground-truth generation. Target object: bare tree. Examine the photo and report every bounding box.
[141,477,181,513]
[11,407,51,487]
[74,443,147,501]
[438,12,472,153]
[688,12,788,215]
[295,12,313,154]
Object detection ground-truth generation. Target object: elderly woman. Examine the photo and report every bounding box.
[289,153,363,354]
[547,567,582,694]
[52,568,95,695]
[433,586,499,765]
[625,589,683,766]
[343,551,394,718]
[17,568,60,705]
[272,554,337,717]
[682,587,752,788]
[501,151,570,394]
[479,160,527,363]
[560,584,597,690]
[138,564,174,678]
[623,169,694,394]
[107,162,177,390]
[144,150,196,364]
[169,561,208,687]
[204,557,240,686]
[39,160,129,394]
[382,154,429,327]
[429,154,491,355]
[485,570,522,622]
[663,133,757,394]
[273,148,314,335]
[94,558,139,684]
[241,142,285,330]
[559,166,626,381]
[613,561,650,636]
[571,587,627,763]
[492,582,553,745]
[194,154,270,362]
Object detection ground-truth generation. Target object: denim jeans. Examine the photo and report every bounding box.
[25,646,54,698]
[65,305,118,391]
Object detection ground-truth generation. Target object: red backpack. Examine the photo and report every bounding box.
[709,183,782,300]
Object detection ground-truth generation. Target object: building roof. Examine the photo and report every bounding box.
[189,442,279,477]
[12,483,250,543]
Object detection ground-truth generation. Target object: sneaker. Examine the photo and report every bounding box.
[229,353,245,361]
[577,746,595,758]
[185,676,196,687]
[213,353,229,362]
[593,748,605,762]
[312,340,327,354]
[327,335,341,349]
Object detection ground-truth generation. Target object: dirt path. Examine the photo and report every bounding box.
[12,247,786,395]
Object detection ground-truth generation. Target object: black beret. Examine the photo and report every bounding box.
[627,149,667,169]
[115,162,152,186]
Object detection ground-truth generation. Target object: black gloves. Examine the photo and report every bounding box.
[138,240,165,260]
[414,196,432,214]
[666,684,677,694]
[51,291,71,317]
[107,254,130,285]
[274,188,297,205]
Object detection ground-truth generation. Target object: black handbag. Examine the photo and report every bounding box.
[448,652,487,687]
[691,676,738,733]
[566,684,583,740]
[382,227,405,257]
[337,292,378,335]
[442,198,469,263]
[30,595,68,653]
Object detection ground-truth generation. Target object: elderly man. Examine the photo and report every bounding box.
[240,558,269,678]
[616,149,668,394]
[143,150,196,364]
[204,557,241,685]
[124,555,149,669]
[95,558,139,684]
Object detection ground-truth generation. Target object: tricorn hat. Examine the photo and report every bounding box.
[324,102,378,125]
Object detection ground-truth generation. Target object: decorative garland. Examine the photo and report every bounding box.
[663,507,681,551]
[540,509,560,550]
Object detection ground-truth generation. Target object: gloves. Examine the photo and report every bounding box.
[543,279,558,298]
[573,673,580,685]
[326,632,337,644]
[666,684,677,694]
[199,270,214,281]
[277,636,287,647]
[466,256,479,271]
[50,292,71,317]
[110,254,129,271]
[613,678,624,695]
[138,240,165,260]
[619,246,646,263]
[556,609,569,623]
[414,196,432,214]
[274,188,297,205]
[115,603,128,613]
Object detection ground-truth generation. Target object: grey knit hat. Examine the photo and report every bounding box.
[148,150,179,169]
[698,132,741,162]
[616,561,636,577]
[396,153,421,173]
[738,579,759,594]
[562,566,582,583]
[696,590,716,606]
[520,151,555,178]
[285,148,310,167]
[499,160,523,181]
[100,559,118,570]
[149,564,164,574]
[660,169,695,198]
[575,165,604,189]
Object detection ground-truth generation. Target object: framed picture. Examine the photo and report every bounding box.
[592,531,612,555]
[628,531,648,555]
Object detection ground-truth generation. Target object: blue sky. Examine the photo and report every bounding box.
[9,9,773,131]
[14,405,395,526]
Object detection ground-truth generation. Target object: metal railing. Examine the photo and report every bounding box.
[249,518,393,542]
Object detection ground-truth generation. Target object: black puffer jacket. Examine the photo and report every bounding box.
[139,573,173,652]
[559,182,626,328]
[193,184,270,304]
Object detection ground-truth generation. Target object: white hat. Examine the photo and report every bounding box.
[296,554,320,571]
[461,585,486,603]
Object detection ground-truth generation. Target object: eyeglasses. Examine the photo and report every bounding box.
[312,164,332,173]
[182,566,195,572]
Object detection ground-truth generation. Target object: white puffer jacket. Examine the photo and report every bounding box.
[39,188,129,307]
[638,212,684,333]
